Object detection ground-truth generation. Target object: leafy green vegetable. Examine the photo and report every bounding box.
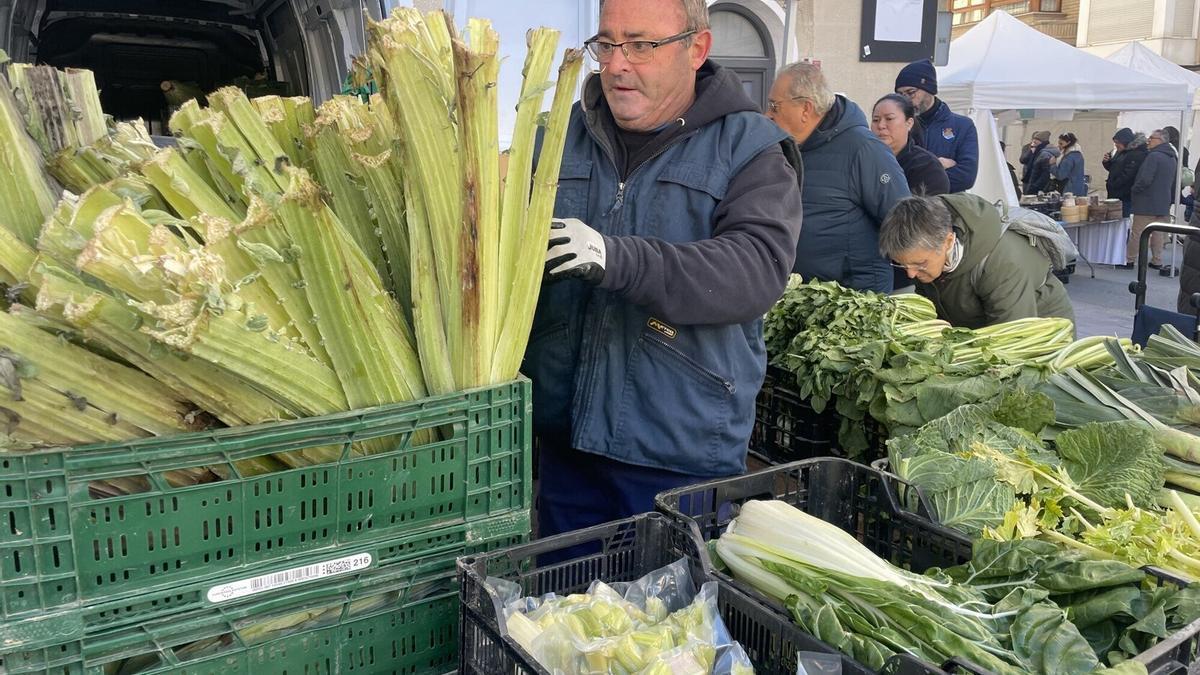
[1055,422,1163,510]
[714,501,1188,674]
[765,277,1073,455]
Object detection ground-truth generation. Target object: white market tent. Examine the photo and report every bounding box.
[1107,41,1200,164]
[936,11,1190,206]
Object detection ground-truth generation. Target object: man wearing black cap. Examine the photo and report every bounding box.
[895,59,978,193]
[1020,130,1051,193]
[1102,127,1148,229]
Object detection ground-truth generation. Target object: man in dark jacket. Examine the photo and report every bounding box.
[895,59,978,193]
[768,62,909,292]
[1020,130,1050,192]
[1026,143,1060,194]
[1128,129,1178,268]
[1103,128,1148,221]
[528,0,803,542]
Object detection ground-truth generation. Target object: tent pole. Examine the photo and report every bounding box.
[1174,110,1188,276]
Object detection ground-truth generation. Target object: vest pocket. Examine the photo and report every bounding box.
[646,163,729,239]
[554,160,593,216]
[613,334,734,474]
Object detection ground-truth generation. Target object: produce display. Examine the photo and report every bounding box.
[714,500,1200,674]
[763,277,1117,454]
[0,11,583,465]
[886,321,1200,578]
[491,559,755,675]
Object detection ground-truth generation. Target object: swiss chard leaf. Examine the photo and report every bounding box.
[1009,602,1102,674]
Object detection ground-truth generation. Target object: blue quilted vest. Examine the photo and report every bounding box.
[523,103,787,477]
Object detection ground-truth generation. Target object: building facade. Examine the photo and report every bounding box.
[1077,0,1199,66]
[950,0,1080,43]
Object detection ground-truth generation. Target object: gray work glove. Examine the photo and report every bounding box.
[544,218,606,284]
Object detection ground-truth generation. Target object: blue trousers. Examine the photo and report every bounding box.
[536,444,715,561]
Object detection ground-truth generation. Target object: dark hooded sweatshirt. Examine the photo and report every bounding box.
[525,60,802,478]
[589,61,805,324]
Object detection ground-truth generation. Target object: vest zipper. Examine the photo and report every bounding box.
[610,182,625,213]
[573,115,700,444]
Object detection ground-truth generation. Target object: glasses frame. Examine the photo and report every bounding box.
[766,96,810,114]
[584,30,697,64]
[890,260,932,273]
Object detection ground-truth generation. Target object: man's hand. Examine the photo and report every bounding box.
[1103,151,1112,162]
[545,218,606,284]
[938,157,957,170]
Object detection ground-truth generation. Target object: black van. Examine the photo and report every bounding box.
[0,0,385,132]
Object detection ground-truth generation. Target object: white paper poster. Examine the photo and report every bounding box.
[874,0,924,43]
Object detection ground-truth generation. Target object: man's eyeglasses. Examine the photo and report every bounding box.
[584,30,696,64]
[766,97,809,114]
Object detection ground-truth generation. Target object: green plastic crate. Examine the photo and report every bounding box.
[0,380,531,647]
[1,545,479,675]
[3,508,528,655]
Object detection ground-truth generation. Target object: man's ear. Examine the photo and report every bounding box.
[690,30,712,69]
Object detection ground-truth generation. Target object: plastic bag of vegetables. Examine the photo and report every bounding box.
[488,558,754,675]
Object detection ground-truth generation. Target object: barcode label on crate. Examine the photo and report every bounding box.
[206,552,373,604]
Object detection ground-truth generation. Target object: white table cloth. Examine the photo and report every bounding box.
[1062,219,1127,266]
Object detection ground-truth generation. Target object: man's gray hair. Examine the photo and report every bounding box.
[879,195,954,258]
[599,0,710,31]
[778,62,834,115]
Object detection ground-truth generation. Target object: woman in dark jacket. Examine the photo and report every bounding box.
[872,94,950,289]
[1050,132,1087,196]
[871,94,949,196]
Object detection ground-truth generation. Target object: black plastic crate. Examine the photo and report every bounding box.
[656,458,1200,675]
[457,512,932,675]
[750,367,839,464]
[752,366,884,465]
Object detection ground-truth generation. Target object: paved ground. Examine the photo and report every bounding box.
[1066,236,1186,338]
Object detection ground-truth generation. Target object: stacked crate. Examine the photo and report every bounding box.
[1,380,533,674]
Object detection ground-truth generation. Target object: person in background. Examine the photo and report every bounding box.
[1127,129,1178,269]
[871,93,947,291]
[1165,125,1190,169]
[895,59,978,193]
[1021,130,1051,193]
[1050,132,1086,196]
[1026,134,1061,194]
[871,94,949,197]
[527,0,803,543]
[1179,212,1200,314]
[880,194,1075,329]
[1165,125,1195,222]
[768,63,909,293]
[999,141,1021,198]
[1102,127,1148,227]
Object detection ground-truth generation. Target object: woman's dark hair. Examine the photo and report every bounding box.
[1059,132,1077,146]
[874,93,923,148]
[1165,126,1181,145]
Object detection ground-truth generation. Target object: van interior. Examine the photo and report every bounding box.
[0,0,379,133]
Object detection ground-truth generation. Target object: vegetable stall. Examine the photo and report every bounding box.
[3,4,1200,675]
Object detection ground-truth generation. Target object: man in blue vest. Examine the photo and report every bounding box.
[525,0,803,541]
[895,59,979,193]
